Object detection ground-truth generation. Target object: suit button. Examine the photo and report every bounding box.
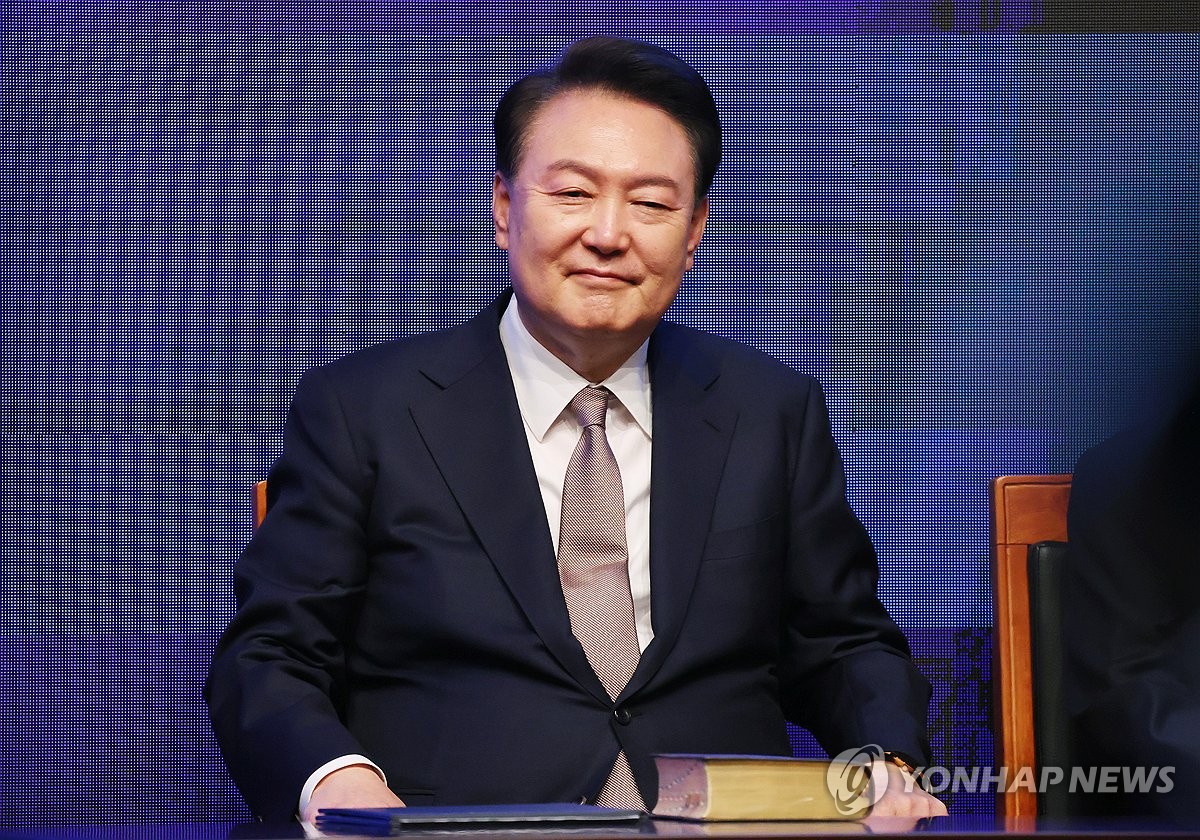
[613,707,632,725]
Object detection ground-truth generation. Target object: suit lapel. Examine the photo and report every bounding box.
[409,296,608,702]
[622,323,737,699]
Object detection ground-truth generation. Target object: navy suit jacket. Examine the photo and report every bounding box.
[1064,375,1200,819]
[207,292,930,821]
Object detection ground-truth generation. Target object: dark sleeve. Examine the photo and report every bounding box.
[206,364,376,821]
[1064,437,1200,817]
[776,381,932,765]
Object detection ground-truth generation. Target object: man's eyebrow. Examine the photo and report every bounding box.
[544,160,685,193]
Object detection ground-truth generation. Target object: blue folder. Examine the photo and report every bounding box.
[316,803,646,834]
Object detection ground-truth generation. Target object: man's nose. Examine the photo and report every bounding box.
[580,200,631,255]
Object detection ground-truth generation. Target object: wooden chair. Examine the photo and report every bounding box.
[253,480,268,529]
[990,474,1072,818]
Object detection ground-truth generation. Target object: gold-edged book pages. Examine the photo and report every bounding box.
[652,754,870,821]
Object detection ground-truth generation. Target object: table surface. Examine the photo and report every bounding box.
[3,816,1199,840]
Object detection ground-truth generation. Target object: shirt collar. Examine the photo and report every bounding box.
[499,296,652,442]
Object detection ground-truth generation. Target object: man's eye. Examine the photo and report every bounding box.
[636,201,670,210]
[558,190,589,199]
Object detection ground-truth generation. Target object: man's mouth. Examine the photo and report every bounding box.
[570,269,636,285]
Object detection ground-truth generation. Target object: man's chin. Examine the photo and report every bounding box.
[564,311,658,344]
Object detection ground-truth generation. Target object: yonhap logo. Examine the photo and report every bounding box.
[826,746,1178,805]
[826,744,888,816]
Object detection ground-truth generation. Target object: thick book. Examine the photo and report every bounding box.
[651,754,869,821]
[315,803,645,834]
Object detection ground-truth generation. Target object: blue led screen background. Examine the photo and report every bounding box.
[2,0,1197,826]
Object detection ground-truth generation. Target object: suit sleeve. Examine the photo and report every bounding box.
[206,365,377,821]
[776,380,932,764]
[1064,436,1200,817]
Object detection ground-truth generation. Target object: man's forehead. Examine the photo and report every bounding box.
[514,89,698,187]
[528,87,684,132]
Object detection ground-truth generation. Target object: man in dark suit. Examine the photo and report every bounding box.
[207,37,945,823]
[1064,369,1200,820]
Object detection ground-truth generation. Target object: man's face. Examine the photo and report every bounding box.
[493,88,708,365]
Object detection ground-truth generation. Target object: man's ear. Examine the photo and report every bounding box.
[684,198,709,271]
[493,173,511,250]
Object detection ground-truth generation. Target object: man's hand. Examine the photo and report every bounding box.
[302,764,406,824]
[865,760,947,821]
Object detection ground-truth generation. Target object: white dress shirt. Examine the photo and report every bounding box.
[499,296,655,652]
[299,297,655,818]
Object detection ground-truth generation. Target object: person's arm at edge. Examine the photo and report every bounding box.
[208,365,391,820]
[299,756,404,824]
[776,378,945,817]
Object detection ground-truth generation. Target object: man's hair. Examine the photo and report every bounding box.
[494,37,721,200]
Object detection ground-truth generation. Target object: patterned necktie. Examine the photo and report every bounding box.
[557,386,644,809]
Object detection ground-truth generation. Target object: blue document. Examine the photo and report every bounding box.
[316,803,646,834]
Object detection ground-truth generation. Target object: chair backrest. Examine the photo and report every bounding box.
[1026,539,1072,817]
[990,474,1071,818]
[253,480,268,529]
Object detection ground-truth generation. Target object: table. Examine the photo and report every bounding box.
[4,817,1198,840]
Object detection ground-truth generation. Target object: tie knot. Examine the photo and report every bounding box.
[569,386,611,429]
